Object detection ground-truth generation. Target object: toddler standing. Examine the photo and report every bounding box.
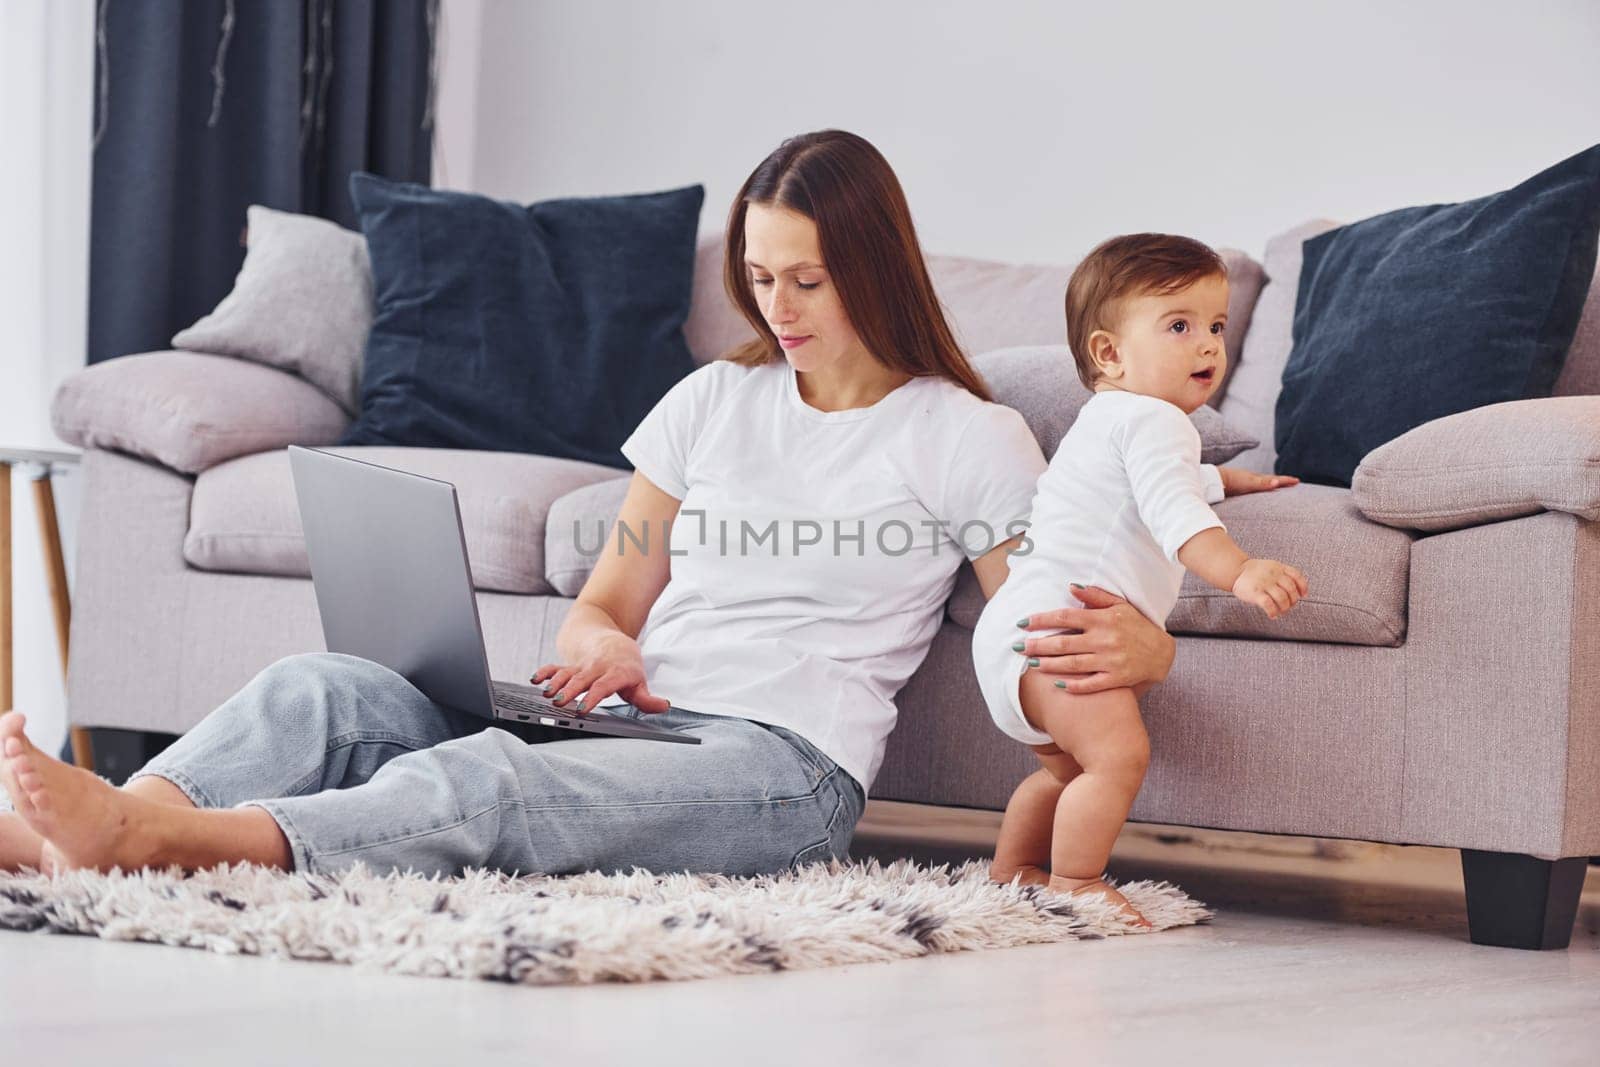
[973,234,1308,927]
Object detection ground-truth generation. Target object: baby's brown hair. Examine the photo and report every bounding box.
[1064,233,1227,390]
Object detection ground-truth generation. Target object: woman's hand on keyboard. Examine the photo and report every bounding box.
[530,632,671,714]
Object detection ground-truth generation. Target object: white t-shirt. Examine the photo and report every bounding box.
[614,359,1044,794]
[980,390,1226,633]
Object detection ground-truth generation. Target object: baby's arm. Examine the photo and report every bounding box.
[1178,529,1308,620]
[1176,527,1247,590]
[1119,400,1309,621]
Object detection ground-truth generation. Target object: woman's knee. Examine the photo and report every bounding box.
[271,651,395,679]
[256,652,396,694]
[248,653,401,728]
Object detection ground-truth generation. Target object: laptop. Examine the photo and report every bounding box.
[287,446,698,745]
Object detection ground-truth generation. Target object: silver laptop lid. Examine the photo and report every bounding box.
[288,446,498,718]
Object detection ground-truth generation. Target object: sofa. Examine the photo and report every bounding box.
[51,225,1600,950]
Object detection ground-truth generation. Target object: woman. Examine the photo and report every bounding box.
[0,130,1287,879]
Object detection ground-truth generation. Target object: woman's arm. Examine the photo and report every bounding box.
[971,539,1177,695]
[532,472,680,713]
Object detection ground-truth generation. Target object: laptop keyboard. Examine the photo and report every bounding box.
[488,682,697,745]
[490,683,572,718]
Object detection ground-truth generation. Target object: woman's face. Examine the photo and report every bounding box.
[742,202,869,374]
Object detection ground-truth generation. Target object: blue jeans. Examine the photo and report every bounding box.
[131,653,865,878]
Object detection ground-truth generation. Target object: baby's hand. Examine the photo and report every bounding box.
[1218,468,1300,498]
[1232,559,1308,619]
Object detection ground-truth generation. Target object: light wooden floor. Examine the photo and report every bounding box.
[2,801,1596,1066]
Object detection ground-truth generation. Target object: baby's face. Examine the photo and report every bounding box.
[1093,274,1229,412]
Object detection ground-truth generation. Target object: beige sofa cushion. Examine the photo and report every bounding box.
[974,346,1258,464]
[545,476,632,595]
[926,249,1265,401]
[51,351,350,475]
[185,447,623,594]
[680,233,1268,374]
[1352,397,1600,533]
[946,483,1412,647]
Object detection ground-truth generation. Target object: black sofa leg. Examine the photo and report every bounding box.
[1460,849,1587,950]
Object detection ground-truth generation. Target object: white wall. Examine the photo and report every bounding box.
[0,1,94,758]
[434,0,1600,264]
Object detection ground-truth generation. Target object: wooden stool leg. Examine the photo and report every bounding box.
[1,461,11,713]
[31,474,92,770]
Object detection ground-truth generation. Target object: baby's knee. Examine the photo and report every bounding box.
[1118,734,1152,777]
[1040,762,1076,786]
[1079,727,1150,781]
[1030,743,1080,785]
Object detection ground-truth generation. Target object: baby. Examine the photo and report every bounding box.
[973,233,1308,928]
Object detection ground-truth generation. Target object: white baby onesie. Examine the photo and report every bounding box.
[973,390,1226,746]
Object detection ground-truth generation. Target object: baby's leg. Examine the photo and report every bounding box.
[990,744,1081,888]
[1018,669,1153,927]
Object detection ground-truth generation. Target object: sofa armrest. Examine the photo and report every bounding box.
[51,350,350,475]
[1351,397,1600,533]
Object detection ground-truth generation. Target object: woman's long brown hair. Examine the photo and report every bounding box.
[722,130,992,402]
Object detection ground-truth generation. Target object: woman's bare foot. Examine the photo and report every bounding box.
[0,813,45,872]
[0,732,48,871]
[0,711,164,873]
[1048,873,1154,929]
[990,862,1052,888]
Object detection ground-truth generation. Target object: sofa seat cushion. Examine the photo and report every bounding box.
[184,447,623,594]
[947,483,1413,647]
[1167,484,1413,645]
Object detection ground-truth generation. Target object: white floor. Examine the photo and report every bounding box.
[2,805,1596,1066]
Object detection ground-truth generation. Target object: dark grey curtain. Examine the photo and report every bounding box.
[87,0,436,365]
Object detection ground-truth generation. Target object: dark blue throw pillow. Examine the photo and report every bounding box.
[340,173,704,468]
[1273,144,1600,487]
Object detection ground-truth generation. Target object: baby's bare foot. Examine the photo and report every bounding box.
[0,711,163,873]
[1048,873,1154,929]
[990,862,1052,888]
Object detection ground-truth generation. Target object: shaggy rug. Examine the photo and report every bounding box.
[0,859,1210,984]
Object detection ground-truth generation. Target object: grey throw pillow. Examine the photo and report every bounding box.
[172,205,372,414]
[973,345,1260,465]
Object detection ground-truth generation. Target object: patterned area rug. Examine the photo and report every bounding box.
[0,859,1210,984]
